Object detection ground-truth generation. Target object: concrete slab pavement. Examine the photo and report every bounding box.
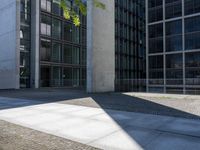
[0,96,200,150]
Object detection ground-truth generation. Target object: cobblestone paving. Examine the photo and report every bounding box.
[0,120,99,150]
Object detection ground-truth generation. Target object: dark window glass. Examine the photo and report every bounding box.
[185,16,200,50]
[166,20,182,52]
[148,7,163,23]
[52,0,61,15]
[166,54,183,84]
[185,0,200,15]
[63,45,72,64]
[148,0,162,8]
[64,23,72,41]
[166,20,182,35]
[52,18,61,39]
[149,23,163,38]
[52,42,61,62]
[40,39,51,61]
[149,55,163,69]
[40,66,50,87]
[166,54,183,69]
[149,23,163,53]
[185,52,200,68]
[165,0,182,19]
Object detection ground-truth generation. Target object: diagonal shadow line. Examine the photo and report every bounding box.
[0,89,200,149]
[0,89,200,119]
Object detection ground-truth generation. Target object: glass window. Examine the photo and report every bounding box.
[166,20,182,35]
[166,54,182,69]
[148,0,162,8]
[149,55,163,69]
[185,0,200,15]
[64,23,72,41]
[185,52,200,68]
[72,26,80,43]
[165,0,182,19]
[166,36,182,52]
[148,7,163,23]
[149,23,163,38]
[166,54,183,84]
[63,45,72,64]
[41,15,51,36]
[185,16,200,50]
[185,52,200,85]
[52,18,61,39]
[72,47,80,64]
[41,0,51,12]
[63,67,72,86]
[185,16,200,33]
[52,42,61,62]
[52,67,61,87]
[52,0,61,15]
[40,66,50,87]
[40,39,51,61]
[149,23,163,53]
[166,20,182,52]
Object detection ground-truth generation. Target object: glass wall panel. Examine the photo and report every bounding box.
[40,66,51,87]
[52,18,61,39]
[52,0,61,15]
[63,67,72,86]
[166,20,182,52]
[165,0,182,19]
[64,23,72,41]
[166,54,183,85]
[52,42,61,62]
[149,23,163,53]
[63,45,72,63]
[40,39,51,61]
[185,52,200,85]
[148,0,163,23]
[41,0,51,12]
[149,55,164,85]
[185,0,200,15]
[41,15,51,36]
[185,16,200,50]
[52,66,61,87]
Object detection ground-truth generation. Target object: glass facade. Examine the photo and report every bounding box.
[40,0,86,88]
[20,0,31,88]
[147,0,200,94]
[115,0,146,92]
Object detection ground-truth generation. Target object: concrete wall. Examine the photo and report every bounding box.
[87,0,115,93]
[0,0,20,89]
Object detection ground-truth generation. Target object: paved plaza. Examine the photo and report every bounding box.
[0,90,200,150]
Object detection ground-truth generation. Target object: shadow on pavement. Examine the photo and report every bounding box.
[0,88,199,119]
[0,89,200,149]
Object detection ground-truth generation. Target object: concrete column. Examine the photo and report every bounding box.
[87,0,115,93]
[0,0,20,89]
[31,0,40,88]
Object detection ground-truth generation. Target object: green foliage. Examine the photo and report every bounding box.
[60,0,105,26]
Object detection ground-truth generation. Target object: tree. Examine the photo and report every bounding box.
[60,0,105,26]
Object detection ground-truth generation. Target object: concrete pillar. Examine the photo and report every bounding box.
[0,0,20,89]
[87,0,115,93]
[31,0,40,88]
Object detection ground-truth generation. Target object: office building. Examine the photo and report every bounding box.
[0,0,145,93]
[115,0,146,92]
[146,0,200,94]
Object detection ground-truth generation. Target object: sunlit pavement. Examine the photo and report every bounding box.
[0,96,200,150]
